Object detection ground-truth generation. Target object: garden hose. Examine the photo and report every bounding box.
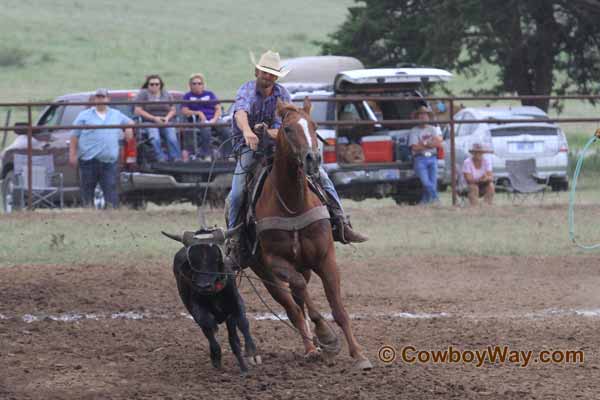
[568,128,600,249]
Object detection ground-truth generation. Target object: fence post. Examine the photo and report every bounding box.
[27,105,33,210]
[450,99,457,206]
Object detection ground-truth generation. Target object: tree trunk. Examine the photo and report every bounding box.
[516,3,559,112]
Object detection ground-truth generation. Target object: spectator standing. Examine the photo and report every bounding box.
[69,88,133,208]
[133,75,181,162]
[463,143,495,206]
[181,73,232,161]
[408,105,443,205]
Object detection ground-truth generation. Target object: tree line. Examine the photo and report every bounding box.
[320,0,600,111]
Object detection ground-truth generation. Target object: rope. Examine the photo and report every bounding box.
[568,133,600,249]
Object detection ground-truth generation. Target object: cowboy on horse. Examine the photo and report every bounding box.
[226,50,368,254]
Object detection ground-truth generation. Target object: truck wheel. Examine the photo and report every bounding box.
[1,170,22,213]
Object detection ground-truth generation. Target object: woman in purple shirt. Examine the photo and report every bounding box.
[181,73,231,161]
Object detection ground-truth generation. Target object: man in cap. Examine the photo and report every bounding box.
[408,104,443,205]
[463,143,495,206]
[227,50,368,244]
[69,89,134,208]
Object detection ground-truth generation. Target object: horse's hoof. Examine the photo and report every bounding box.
[322,351,336,367]
[355,358,373,371]
[304,349,321,362]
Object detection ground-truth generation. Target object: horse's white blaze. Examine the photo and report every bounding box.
[298,118,313,148]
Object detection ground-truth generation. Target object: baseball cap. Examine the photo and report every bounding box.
[94,88,109,97]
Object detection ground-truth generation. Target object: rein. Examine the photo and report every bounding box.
[274,185,298,215]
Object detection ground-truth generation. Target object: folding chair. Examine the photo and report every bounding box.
[13,154,64,209]
[453,162,470,206]
[503,158,549,204]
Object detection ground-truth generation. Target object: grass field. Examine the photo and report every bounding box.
[2,189,600,267]
[0,0,353,102]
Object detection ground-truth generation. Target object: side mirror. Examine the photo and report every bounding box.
[13,122,30,136]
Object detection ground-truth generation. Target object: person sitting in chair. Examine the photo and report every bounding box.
[181,73,232,161]
[463,143,495,206]
[133,75,182,162]
[227,50,368,245]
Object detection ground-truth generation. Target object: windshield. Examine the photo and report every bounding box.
[491,126,558,137]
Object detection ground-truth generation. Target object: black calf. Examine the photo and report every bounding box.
[167,234,260,373]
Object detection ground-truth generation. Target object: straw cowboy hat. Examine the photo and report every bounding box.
[411,104,434,119]
[250,50,290,78]
[469,143,493,154]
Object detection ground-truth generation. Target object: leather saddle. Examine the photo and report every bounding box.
[226,161,329,269]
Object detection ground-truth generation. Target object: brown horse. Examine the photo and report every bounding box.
[251,98,372,370]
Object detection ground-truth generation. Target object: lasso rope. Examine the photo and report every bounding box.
[568,130,600,249]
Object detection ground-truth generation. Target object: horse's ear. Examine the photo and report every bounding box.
[276,98,286,117]
[303,96,312,115]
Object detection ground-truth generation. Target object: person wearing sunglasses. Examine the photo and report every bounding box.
[181,73,231,161]
[133,74,182,162]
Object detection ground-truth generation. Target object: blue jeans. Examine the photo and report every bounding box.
[414,155,439,204]
[227,146,344,228]
[147,126,181,161]
[79,158,119,208]
[194,125,232,158]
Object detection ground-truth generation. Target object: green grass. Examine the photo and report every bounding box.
[2,193,600,267]
[0,0,353,102]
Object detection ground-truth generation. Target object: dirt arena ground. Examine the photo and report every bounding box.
[2,251,600,399]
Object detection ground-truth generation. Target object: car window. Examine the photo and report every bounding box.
[37,105,63,126]
[374,99,419,121]
[338,101,371,121]
[490,126,558,137]
[292,99,328,122]
[459,113,477,136]
[60,105,86,126]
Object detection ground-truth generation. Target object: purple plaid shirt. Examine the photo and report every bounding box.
[231,80,291,150]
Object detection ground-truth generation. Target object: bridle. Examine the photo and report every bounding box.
[274,109,318,215]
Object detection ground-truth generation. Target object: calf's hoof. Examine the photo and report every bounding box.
[321,351,336,367]
[248,355,262,365]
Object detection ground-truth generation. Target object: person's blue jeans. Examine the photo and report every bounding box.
[227,146,257,228]
[79,158,119,208]
[227,147,345,228]
[195,126,213,158]
[147,126,181,161]
[414,155,439,204]
[319,167,344,213]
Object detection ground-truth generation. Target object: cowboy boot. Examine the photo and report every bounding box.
[328,201,368,244]
[224,232,242,271]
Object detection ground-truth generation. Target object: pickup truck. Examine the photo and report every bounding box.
[282,57,452,204]
[0,90,235,212]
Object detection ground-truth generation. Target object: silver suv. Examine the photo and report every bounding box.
[442,106,569,191]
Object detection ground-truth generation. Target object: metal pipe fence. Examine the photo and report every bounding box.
[2,94,599,209]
